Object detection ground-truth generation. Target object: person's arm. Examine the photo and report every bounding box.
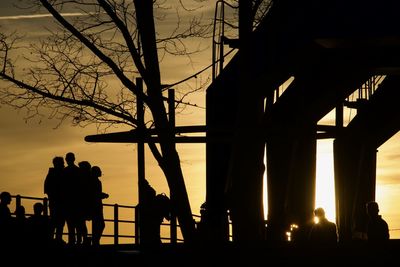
[44,168,52,195]
[385,221,390,239]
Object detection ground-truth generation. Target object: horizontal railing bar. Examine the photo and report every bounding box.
[9,193,204,245]
[11,195,45,201]
[102,234,136,238]
[104,219,135,224]
[103,203,136,209]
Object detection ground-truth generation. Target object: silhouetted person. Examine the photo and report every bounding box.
[44,156,66,244]
[0,191,11,219]
[154,193,171,241]
[63,152,81,245]
[77,160,91,245]
[139,179,160,247]
[0,191,12,246]
[291,212,315,245]
[308,207,337,246]
[89,166,109,246]
[13,205,28,246]
[196,202,209,243]
[14,205,26,220]
[366,201,389,243]
[27,202,52,246]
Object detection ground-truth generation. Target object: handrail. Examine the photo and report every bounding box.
[212,0,239,81]
[344,75,387,114]
[211,1,275,82]
[9,194,186,245]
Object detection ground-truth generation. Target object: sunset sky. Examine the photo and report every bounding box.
[1,0,400,242]
[0,0,210,242]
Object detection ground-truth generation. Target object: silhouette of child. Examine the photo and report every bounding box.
[27,202,52,246]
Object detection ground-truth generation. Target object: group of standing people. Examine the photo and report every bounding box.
[0,191,51,248]
[307,201,389,246]
[44,152,109,246]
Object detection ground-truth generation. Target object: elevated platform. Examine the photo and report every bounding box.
[7,241,400,266]
[206,0,400,242]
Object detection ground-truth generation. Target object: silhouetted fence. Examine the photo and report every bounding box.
[10,194,186,245]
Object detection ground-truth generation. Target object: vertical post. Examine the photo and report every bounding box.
[135,206,139,245]
[230,0,266,242]
[136,77,145,244]
[43,197,49,216]
[15,195,21,211]
[114,204,119,245]
[168,88,177,244]
[219,2,225,76]
[336,103,343,130]
[334,98,345,241]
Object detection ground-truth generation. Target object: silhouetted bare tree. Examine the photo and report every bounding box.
[0,0,211,243]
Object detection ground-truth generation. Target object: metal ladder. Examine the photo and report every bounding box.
[211,0,239,82]
[211,1,274,81]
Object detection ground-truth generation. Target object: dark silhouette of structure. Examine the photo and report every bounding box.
[84,0,400,246]
[205,0,400,243]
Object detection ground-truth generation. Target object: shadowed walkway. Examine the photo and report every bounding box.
[4,241,400,266]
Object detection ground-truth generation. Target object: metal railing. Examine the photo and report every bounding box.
[212,0,239,81]
[9,194,181,245]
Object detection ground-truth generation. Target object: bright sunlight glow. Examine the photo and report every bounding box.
[263,142,336,222]
[315,139,336,222]
[263,147,268,220]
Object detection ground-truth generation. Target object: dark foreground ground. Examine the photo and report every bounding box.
[3,240,400,266]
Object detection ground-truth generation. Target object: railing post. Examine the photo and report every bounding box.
[114,204,119,245]
[15,195,21,211]
[168,89,177,245]
[135,206,139,245]
[43,197,49,216]
[136,77,146,245]
[170,216,177,244]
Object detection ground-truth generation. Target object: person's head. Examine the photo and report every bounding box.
[65,152,75,165]
[314,207,326,221]
[200,202,207,215]
[78,161,92,172]
[0,191,12,205]
[91,166,102,177]
[52,156,65,169]
[33,202,44,216]
[366,201,379,217]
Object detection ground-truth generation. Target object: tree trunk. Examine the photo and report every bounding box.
[134,0,196,243]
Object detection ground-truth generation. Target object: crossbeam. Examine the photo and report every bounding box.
[85,124,336,144]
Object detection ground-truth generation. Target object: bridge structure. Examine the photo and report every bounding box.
[86,0,400,245]
[206,0,400,243]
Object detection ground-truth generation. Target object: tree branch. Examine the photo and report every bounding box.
[97,0,148,87]
[39,0,145,101]
[0,72,136,124]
